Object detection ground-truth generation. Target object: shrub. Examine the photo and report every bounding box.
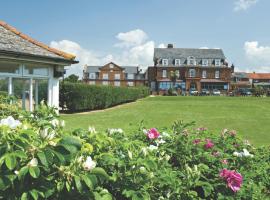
[60,82,149,112]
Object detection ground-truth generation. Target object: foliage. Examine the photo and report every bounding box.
[64,74,80,83]
[0,95,269,199]
[60,82,149,112]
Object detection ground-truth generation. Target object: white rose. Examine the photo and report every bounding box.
[88,126,96,134]
[50,119,59,128]
[82,156,96,171]
[28,158,38,167]
[0,116,21,129]
[40,128,49,139]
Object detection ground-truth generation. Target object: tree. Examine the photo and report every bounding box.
[64,74,79,83]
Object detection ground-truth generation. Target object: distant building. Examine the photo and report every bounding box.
[147,44,233,94]
[83,62,146,87]
[248,72,270,88]
[231,72,251,90]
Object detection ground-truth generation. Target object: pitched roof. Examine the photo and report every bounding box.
[232,72,249,78]
[154,48,226,60]
[0,20,76,61]
[248,73,270,79]
[86,65,138,74]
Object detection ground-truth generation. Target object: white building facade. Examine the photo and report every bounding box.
[0,21,77,111]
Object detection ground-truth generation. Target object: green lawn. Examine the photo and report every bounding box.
[61,96,270,146]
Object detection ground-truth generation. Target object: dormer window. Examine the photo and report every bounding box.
[162,59,168,66]
[175,59,181,66]
[109,63,114,68]
[188,56,196,65]
[202,59,208,67]
[215,59,221,66]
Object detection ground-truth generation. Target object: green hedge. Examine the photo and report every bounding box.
[60,82,149,112]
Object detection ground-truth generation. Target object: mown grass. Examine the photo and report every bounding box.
[61,96,270,146]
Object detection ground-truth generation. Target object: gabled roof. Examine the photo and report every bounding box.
[0,20,76,62]
[86,62,139,74]
[154,48,226,60]
[248,73,270,79]
[232,72,249,78]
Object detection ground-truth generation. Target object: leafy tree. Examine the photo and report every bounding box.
[65,74,80,83]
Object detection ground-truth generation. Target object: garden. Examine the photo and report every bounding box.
[0,94,269,199]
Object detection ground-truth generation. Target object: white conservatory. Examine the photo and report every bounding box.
[0,21,77,111]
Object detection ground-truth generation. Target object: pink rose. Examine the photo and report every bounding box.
[193,139,201,145]
[220,169,243,192]
[147,128,160,139]
[221,159,228,164]
[204,139,214,149]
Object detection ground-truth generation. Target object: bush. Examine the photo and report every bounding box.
[60,82,149,112]
[0,98,269,199]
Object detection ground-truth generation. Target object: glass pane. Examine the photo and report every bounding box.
[0,61,20,74]
[12,78,30,111]
[33,79,48,108]
[0,77,8,95]
[24,64,49,76]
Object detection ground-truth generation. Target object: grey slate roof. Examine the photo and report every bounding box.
[232,72,249,78]
[154,48,226,60]
[86,65,138,74]
[0,26,63,59]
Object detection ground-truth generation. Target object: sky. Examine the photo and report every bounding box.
[1,0,270,76]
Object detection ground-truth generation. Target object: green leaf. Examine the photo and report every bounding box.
[5,154,17,170]
[0,176,11,190]
[59,136,82,149]
[74,176,83,193]
[82,175,93,190]
[91,167,110,180]
[21,192,28,200]
[13,151,27,159]
[18,166,29,180]
[29,166,40,178]
[29,189,39,200]
[37,152,48,168]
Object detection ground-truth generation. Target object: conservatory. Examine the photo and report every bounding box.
[0,21,77,111]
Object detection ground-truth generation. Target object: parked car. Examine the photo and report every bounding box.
[239,89,252,96]
[212,89,221,96]
[190,89,199,96]
[201,89,210,96]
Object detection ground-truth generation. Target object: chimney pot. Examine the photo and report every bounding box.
[167,44,174,48]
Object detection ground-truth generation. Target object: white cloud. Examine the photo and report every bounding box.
[50,29,156,77]
[243,41,270,72]
[158,43,166,48]
[234,0,258,11]
[115,29,148,48]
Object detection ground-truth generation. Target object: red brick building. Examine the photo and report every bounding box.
[83,62,146,87]
[147,44,233,94]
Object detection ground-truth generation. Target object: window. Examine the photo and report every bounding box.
[202,70,207,78]
[89,81,95,85]
[127,81,134,86]
[127,74,134,80]
[102,81,108,85]
[175,59,181,66]
[89,73,96,79]
[23,64,49,76]
[159,82,172,90]
[215,59,221,66]
[175,70,180,78]
[0,61,20,74]
[102,73,108,80]
[0,77,8,93]
[188,57,196,65]
[162,70,167,78]
[162,59,168,66]
[114,81,120,86]
[189,69,196,77]
[109,63,114,68]
[114,74,120,80]
[202,59,208,66]
[215,70,220,79]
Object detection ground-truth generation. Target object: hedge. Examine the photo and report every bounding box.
[60,82,150,112]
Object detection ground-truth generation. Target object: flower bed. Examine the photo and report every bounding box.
[0,96,269,199]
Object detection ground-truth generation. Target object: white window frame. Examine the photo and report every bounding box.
[188,57,196,66]
[89,73,96,79]
[127,81,134,86]
[109,63,114,69]
[189,69,196,78]
[114,73,120,80]
[215,70,220,79]
[102,73,108,80]
[127,73,134,80]
[175,59,181,66]
[202,70,207,78]
[215,59,221,66]
[162,70,167,78]
[162,59,168,66]
[114,81,120,87]
[202,59,208,67]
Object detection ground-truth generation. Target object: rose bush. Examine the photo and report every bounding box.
[0,95,269,199]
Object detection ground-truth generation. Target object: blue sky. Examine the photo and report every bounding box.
[1,0,270,76]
